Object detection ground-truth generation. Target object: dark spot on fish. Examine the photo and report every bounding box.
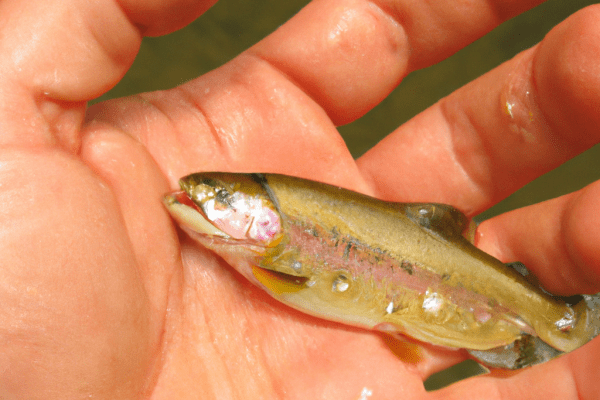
[441,273,451,281]
[401,260,414,275]
[307,227,319,237]
[343,242,352,259]
[331,226,340,238]
[374,246,387,256]
[200,178,218,187]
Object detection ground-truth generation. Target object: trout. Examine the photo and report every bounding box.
[164,172,600,369]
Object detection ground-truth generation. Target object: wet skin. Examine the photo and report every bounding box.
[1,0,600,399]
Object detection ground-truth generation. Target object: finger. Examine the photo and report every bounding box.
[476,180,600,295]
[87,0,545,192]
[86,56,367,192]
[357,5,600,215]
[429,338,600,400]
[119,0,218,36]
[0,0,216,150]
[252,0,544,124]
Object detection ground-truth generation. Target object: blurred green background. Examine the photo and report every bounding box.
[95,0,599,390]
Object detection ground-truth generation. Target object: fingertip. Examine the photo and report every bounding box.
[568,335,600,398]
[253,0,409,125]
[562,180,600,292]
[534,4,600,149]
[119,0,218,36]
[474,193,598,296]
[0,0,220,150]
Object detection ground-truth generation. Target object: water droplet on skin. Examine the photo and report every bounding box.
[291,261,302,273]
[422,290,442,313]
[505,101,515,118]
[555,308,576,332]
[358,387,373,400]
[418,206,431,217]
[386,301,394,314]
[332,274,350,293]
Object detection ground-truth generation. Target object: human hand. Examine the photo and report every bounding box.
[1,0,599,399]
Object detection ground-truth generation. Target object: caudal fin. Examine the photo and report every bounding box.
[582,294,600,340]
[468,292,600,369]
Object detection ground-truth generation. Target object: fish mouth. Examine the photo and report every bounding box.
[252,266,310,294]
[164,192,233,238]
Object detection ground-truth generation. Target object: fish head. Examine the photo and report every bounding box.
[163,173,286,282]
[169,172,283,243]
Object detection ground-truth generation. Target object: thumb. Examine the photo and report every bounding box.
[0,0,216,151]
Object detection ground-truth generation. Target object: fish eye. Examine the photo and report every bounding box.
[215,188,232,206]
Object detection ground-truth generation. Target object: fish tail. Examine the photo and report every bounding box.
[468,292,600,370]
[467,334,563,370]
[582,293,600,340]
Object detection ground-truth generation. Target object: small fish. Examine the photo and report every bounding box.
[164,172,600,369]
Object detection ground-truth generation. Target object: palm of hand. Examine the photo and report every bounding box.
[2,104,428,399]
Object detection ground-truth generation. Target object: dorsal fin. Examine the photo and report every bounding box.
[404,203,476,242]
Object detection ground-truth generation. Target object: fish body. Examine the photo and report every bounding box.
[164,172,599,369]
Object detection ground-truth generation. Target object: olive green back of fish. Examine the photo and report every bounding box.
[259,174,592,353]
[168,172,599,369]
